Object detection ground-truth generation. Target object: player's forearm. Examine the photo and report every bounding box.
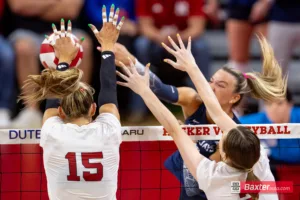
[140,78,203,180]
[140,87,181,135]
[186,66,226,124]
[187,66,237,131]
[98,51,118,107]
[135,60,179,104]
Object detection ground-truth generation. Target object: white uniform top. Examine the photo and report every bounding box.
[197,145,278,200]
[40,113,121,200]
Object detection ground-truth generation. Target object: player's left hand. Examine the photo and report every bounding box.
[49,19,83,63]
[89,4,125,51]
[162,34,197,72]
[116,58,150,95]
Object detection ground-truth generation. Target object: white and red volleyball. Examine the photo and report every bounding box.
[39,33,83,69]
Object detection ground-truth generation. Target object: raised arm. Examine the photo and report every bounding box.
[116,60,205,179]
[97,43,202,117]
[43,19,83,124]
[162,35,237,132]
[88,5,125,121]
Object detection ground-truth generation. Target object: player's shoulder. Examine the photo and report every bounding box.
[93,113,122,144]
[94,113,121,128]
[42,116,63,131]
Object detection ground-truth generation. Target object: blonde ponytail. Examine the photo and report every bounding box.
[222,36,287,105]
[245,36,288,102]
[20,68,95,119]
[19,68,83,105]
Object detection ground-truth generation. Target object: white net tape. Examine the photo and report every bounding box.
[1,123,300,144]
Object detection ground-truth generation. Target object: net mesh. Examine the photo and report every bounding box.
[0,124,300,200]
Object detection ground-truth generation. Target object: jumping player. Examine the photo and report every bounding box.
[116,34,286,199]
[20,5,124,199]
[102,36,283,199]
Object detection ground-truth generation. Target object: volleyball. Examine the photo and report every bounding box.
[39,33,83,69]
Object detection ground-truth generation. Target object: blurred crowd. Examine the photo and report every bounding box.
[0,0,300,173]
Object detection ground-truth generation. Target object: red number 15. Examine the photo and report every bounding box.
[65,152,103,181]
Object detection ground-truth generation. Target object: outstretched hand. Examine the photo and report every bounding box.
[89,4,125,51]
[162,34,197,72]
[116,58,150,95]
[49,19,83,64]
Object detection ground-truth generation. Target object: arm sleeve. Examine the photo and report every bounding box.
[98,51,118,107]
[135,60,179,103]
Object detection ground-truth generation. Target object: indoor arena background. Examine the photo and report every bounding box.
[1,0,300,199]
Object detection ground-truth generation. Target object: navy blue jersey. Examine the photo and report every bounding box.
[164,103,240,200]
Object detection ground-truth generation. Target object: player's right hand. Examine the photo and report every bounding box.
[116,58,150,95]
[89,4,125,52]
[97,43,136,67]
[162,34,197,72]
[50,19,83,64]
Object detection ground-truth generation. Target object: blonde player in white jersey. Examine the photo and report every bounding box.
[116,35,287,199]
[20,5,124,200]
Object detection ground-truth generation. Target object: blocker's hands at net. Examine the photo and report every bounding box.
[162,34,198,72]
[49,19,83,64]
[89,4,125,51]
[97,43,136,67]
[116,58,150,95]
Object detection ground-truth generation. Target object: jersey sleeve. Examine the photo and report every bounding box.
[94,113,122,144]
[196,157,217,192]
[40,116,63,147]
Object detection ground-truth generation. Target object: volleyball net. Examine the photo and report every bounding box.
[0,124,300,200]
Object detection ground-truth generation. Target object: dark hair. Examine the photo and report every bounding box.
[221,36,287,107]
[19,68,95,119]
[223,126,260,200]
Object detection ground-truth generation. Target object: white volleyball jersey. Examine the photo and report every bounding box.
[40,113,121,200]
[196,145,278,200]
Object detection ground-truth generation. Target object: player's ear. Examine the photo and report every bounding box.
[58,106,66,119]
[89,103,97,117]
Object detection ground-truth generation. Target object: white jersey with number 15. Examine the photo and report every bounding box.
[40,113,121,200]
